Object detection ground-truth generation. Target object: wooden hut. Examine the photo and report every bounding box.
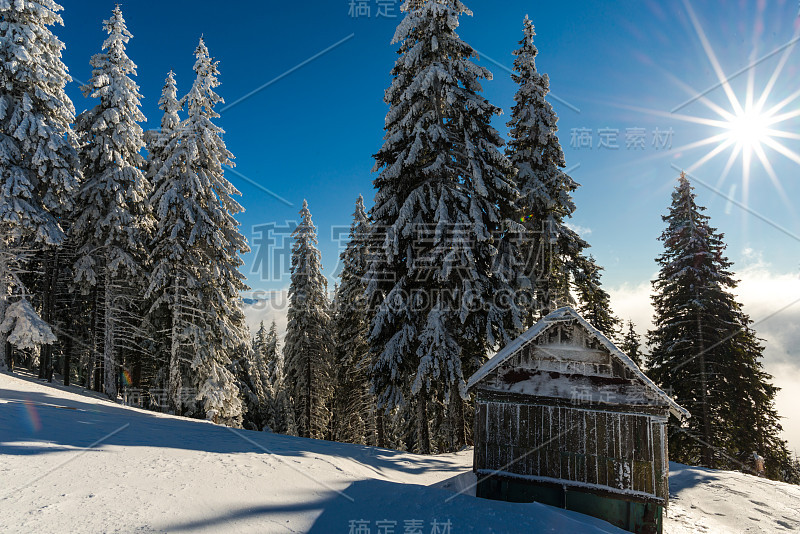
[468,307,689,534]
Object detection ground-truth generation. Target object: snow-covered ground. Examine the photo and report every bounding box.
[1,372,798,533]
[665,463,800,533]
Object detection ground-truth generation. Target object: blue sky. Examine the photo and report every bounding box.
[59,1,800,292]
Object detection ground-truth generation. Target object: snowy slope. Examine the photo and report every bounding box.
[1,372,799,533]
[665,463,800,533]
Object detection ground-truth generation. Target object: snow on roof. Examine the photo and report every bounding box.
[467,306,690,420]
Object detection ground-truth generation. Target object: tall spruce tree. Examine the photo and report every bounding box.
[284,201,332,439]
[331,196,374,445]
[72,6,153,398]
[262,320,293,434]
[575,255,620,340]
[648,172,792,480]
[506,16,588,321]
[367,0,524,454]
[0,0,81,371]
[248,321,279,431]
[146,39,247,425]
[619,320,644,368]
[145,71,181,190]
[256,320,282,386]
[233,335,272,431]
[142,72,181,389]
[252,322,274,402]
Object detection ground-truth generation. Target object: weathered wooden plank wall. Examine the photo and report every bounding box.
[476,399,668,501]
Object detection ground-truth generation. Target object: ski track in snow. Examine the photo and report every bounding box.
[2,371,799,533]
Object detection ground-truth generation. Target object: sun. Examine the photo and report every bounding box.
[665,0,800,206]
[617,1,800,207]
[725,105,770,155]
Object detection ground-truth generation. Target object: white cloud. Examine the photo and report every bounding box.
[565,223,593,237]
[241,288,290,339]
[607,279,655,334]
[771,363,800,455]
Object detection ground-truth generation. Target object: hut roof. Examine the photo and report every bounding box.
[467,306,690,420]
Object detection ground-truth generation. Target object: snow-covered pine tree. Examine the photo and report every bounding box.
[142,71,182,396]
[71,6,153,398]
[575,255,620,341]
[367,0,523,453]
[331,196,375,445]
[145,71,181,190]
[0,0,81,371]
[0,298,57,351]
[233,334,272,431]
[262,320,293,434]
[506,16,587,321]
[254,321,268,348]
[262,321,280,384]
[251,321,274,407]
[146,39,248,426]
[648,172,792,480]
[284,201,333,439]
[619,320,644,368]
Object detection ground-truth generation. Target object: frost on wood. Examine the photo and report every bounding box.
[475,401,668,500]
[473,311,680,413]
[469,307,688,507]
[0,299,57,350]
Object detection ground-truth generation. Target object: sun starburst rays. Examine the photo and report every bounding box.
[667,0,800,209]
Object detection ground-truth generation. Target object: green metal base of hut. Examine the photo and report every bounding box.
[476,474,663,534]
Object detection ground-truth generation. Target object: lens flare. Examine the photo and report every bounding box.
[613,1,800,211]
[673,0,800,207]
[22,400,42,433]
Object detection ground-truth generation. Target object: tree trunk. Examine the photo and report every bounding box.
[131,355,142,389]
[0,250,7,372]
[38,345,46,379]
[696,309,713,468]
[91,282,103,391]
[94,358,103,392]
[39,249,59,383]
[450,390,467,450]
[169,276,182,415]
[103,268,117,399]
[0,285,8,373]
[39,260,49,379]
[305,348,312,439]
[376,410,386,448]
[63,330,72,387]
[416,394,431,455]
[698,352,712,466]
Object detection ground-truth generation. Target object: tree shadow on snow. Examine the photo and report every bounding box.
[0,375,461,479]
[668,462,727,493]
[157,478,629,534]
